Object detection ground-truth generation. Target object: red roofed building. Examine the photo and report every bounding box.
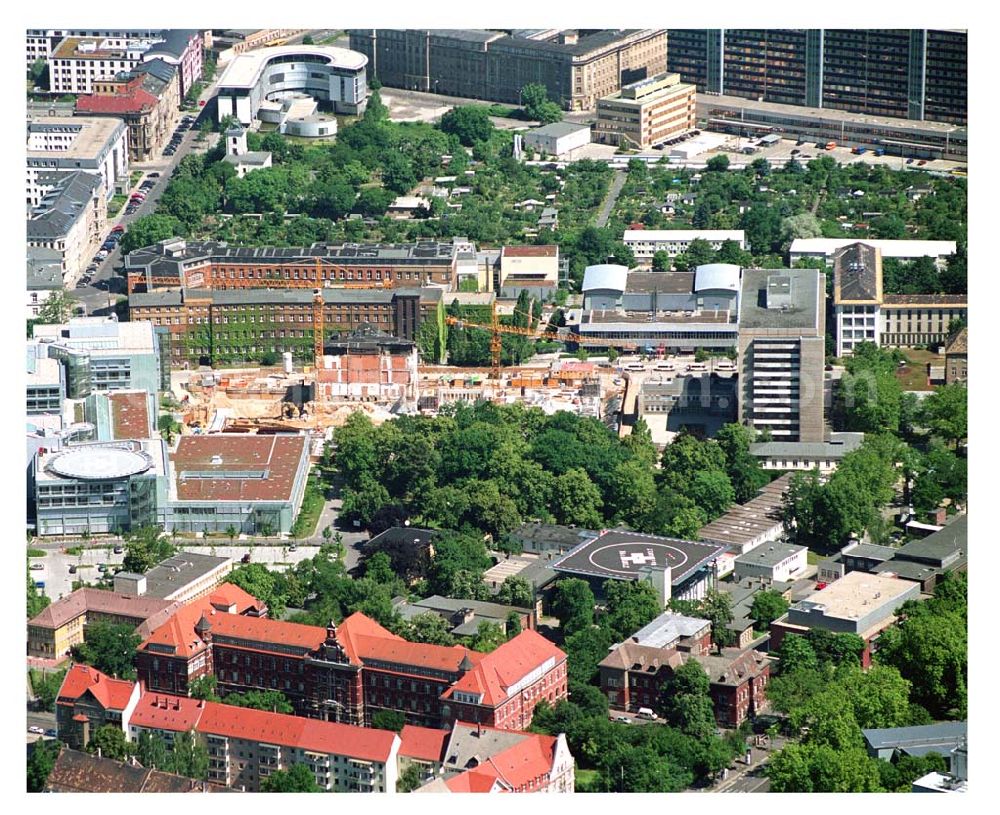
[136,609,567,730]
[414,722,575,793]
[55,664,140,750]
[127,693,400,792]
[442,629,568,730]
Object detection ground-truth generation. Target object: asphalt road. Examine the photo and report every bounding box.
[594,169,626,228]
[72,76,222,316]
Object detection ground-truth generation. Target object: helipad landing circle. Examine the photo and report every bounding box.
[47,447,152,480]
[586,541,690,576]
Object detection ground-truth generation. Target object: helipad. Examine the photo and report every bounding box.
[552,530,726,586]
[47,447,153,481]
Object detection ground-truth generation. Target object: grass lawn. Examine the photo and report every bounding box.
[108,194,127,217]
[896,348,941,391]
[290,478,325,538]
[27,548,46,558]
[575,769,600,791]
[806,550,822,565]
[130,171,143,186]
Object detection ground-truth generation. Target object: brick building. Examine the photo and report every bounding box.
[136,609,566,730]
[691,649,770,728]
[55,665,141,750]
[124,238,462,295]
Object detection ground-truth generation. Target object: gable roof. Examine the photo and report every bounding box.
[129,692,207,732]
[44,747,235,793]
[444,629,565,705]
[28,587,178,630]
[57,664,135,710]
[399,724,450,763]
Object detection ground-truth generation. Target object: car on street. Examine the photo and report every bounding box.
[68,565,77,574]
[241,553,252,563]
[906,158,915,164]
[918,159,928,166]
[289,544,298,551]
[29,563,44,570]
[148,172,160,178]
[114,545,123,554]
[112,225,126,233]
[613,715,630,723]
[98,564,107,573]
[28,726,44,735]
[45,729,57,738]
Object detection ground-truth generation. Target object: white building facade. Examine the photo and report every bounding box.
[624,229,746,265]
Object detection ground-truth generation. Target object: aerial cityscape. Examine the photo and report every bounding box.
[25,25,968,795]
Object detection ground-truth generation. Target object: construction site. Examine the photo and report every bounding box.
[167,307,630,445]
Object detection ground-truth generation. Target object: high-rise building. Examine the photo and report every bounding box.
[667,28,966,124]
[737,268,826,443]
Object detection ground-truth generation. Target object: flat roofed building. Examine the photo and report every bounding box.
[594,72,696,149]
[638,373,737,438]
[674,30,966,126]
[499,245,559,299]
[734,542,808,583]
[771,571,920,666]
[873,515,967,592]
[790,238,958,265]
[350,29,667,111]
[48,35,159,94]
[863,721,967,765]
[216,45,369,124]
[749,431,864,474]
[27,117,129,207]
[522,122,591,157]
[392,594,534,638]
[508,523,599,557]
[624,230,746,266]
[118,552,234,604]
[737,267,826,442]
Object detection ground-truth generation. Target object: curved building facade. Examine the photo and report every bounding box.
[216,45,368,124]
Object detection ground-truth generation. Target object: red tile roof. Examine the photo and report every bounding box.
[444,630,565,705]
[138,583,262,659]
[171,434,308,502]
[353,634,478,674]
[399,725,449,763]
[502,245,558,258]
[443,723,558,792]
[129,693,207,733]
[57,665,135,711]
[202,612,328,652]
[76,86,159,115]
[197,702,398,762]
[109,390,152,440]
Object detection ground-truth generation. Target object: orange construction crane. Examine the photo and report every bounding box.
[446,301,636,380]
[312,289,324,368]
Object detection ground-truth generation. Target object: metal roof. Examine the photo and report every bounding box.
[218,45,367,89]
[694,263,741,293]
[582,264,629,293]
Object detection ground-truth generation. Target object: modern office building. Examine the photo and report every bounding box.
[349,29,667,111]
[637,374,737,438]
[32,439,168,537]
[594,72,697,149]
[26,170,107,284]
[124,238,463,294]
[26,117,129,208]
[737,268,826,442]
[667,29,966,124]
[734,543,808,583]
[623,230,746,266]
[215,45,369,124]
[578,263,741,352]
[29,316,164,397]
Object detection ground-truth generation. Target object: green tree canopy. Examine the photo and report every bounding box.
[71,621,141,680]
[87,724,132,760]
[550,578,596,636]
[439,106,494,146]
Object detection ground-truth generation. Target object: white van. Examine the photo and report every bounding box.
[636,707,658,721]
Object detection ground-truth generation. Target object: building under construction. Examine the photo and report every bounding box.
[315,325,418,405]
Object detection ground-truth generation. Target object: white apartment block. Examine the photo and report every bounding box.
[27,117,129,208]
[26,29,161,68]
[48,36,158,94]
[789,238,957,267]
[624,230,746,265]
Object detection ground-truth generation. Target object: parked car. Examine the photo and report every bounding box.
[111,225,126,233]
[98,564,107,573]
[68,565,77,574]
[241,553,252,564]
[613,715,631,723]
[29,563,43,571]
[28,726,44,735]
[289,544,298,551]
[918,159,928,166]
[114,545,123,554]
[636,708,659,721]
[148,172,160,178]
[906,158,915,164]
[45,729,57,738]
